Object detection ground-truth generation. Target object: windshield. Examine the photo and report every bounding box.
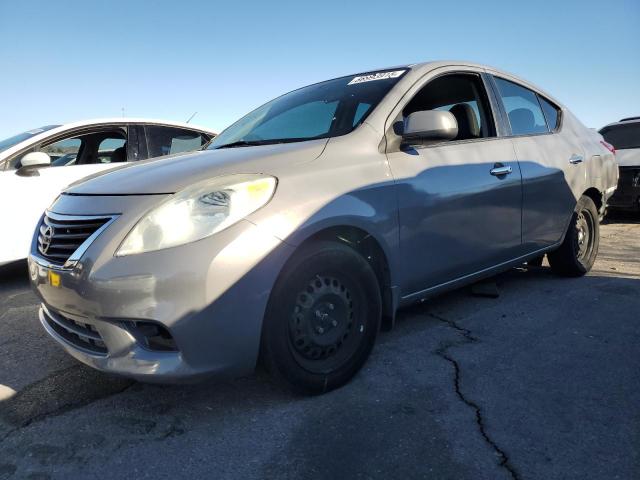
[600,123,640,150]
[208,69,408,149]
[0,125,59,153]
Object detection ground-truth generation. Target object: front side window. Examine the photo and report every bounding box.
[145,126,207,158]
[599,123,640,150]
[43,138,82,167]
[493,77,548,135]
[8,129,129,169]
[403,73,496,141]
[208,69,407,149]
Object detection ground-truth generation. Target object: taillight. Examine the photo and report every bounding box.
[600,140,616,155]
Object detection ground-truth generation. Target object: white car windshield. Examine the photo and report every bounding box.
[0,125,59,153]
[208,69,408,149]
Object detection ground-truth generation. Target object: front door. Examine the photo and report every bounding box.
[0,128,128,264]
[385,71,523,294]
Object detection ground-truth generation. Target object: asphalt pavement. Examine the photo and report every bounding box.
[1,214,639,480]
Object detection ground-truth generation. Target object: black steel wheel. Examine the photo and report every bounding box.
[548,195,600,276]
[288,274,360,374]
[261,241,381,395]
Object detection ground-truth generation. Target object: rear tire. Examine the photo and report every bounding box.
[548,195,599,277]
[261,241,381,395]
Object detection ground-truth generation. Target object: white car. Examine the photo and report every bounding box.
[599,117,640,211]
[0,119,215,266]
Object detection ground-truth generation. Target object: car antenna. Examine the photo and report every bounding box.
[186,111,198,124]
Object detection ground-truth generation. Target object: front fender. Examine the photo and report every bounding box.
[248,185,400,288]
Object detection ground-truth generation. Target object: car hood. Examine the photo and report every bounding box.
[616,149,640,167]
[65,139,328,195]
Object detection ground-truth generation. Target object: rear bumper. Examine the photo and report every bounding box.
[608,167,640,210]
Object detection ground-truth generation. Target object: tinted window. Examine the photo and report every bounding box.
[145,126,206,158]
[208,69,407,149]
[404,73,496,140]
[539,96,560,131]
[493,77,548,135]
[600,123,640,150]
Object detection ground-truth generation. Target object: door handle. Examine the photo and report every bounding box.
[569,154,583,164]
[490,164,513,176]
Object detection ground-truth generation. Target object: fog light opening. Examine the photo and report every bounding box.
[125,321,178,352]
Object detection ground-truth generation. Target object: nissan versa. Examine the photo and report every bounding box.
[29,61,618,394]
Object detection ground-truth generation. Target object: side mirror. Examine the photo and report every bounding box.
[402,110,458,142]
[16,152,51,177]
[21,151,51,167]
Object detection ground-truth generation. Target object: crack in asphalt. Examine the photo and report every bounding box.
[429,312,521,480]
[0,366,135,446]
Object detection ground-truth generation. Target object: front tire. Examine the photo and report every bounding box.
[261,241,381,395]
[548,195,599,277]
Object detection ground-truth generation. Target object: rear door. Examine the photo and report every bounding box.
[385,69,523,294]
[490,76,586,251]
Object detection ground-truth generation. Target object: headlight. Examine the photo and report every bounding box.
[116,175,277,256]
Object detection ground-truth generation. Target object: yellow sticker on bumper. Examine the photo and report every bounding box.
[48,271,60,287]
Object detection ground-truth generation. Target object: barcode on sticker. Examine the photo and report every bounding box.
[348,70,405,85]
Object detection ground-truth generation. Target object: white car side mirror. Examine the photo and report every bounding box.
[21,151,51,168]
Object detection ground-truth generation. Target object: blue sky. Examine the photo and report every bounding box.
[0,0,638,138]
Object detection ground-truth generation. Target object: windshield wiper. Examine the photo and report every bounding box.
[214,138,313,149]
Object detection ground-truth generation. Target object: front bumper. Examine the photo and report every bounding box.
[29,194,294,382]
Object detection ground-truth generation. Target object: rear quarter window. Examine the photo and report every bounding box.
[538,96,560,131]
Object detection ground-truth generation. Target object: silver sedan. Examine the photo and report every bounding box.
[29,61,618,394]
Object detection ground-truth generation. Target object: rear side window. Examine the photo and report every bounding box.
[43,138,82,167]
[493,77,548,135]
[145,126,207,158]
[599,123,640,150]
[538,96,560,131]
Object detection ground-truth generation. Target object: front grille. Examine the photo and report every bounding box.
[41,306,108,355]
[37,212,112,266]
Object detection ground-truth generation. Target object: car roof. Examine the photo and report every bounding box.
[355,60,565,107]
[55,117,216,134]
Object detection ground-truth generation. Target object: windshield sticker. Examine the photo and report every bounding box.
[348,70,406,85]
[26,129,45,135]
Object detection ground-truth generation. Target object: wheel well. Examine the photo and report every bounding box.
[299,226,395,330]
[583,187,603,213]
